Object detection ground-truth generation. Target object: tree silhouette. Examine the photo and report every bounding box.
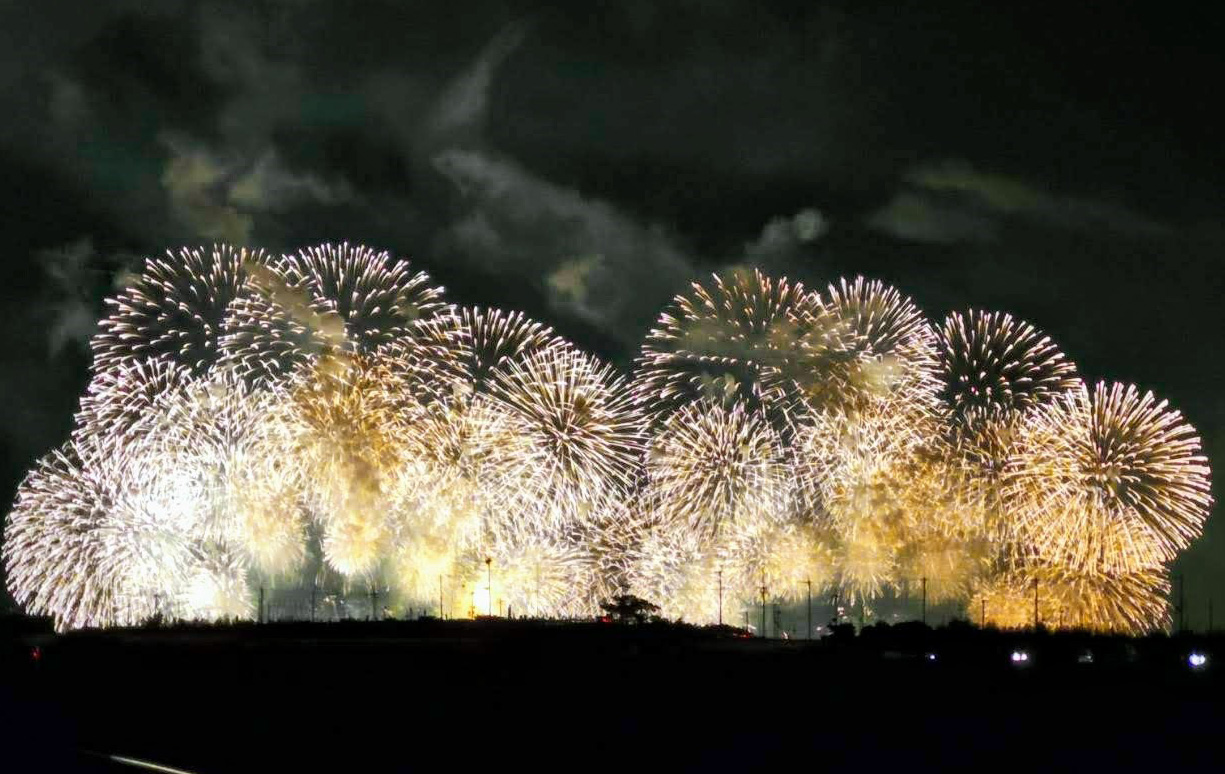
[600,594,661,624]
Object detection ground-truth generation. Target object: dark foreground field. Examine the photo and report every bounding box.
[1,619,1222,772]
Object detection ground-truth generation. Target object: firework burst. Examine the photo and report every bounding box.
[625,520,730,624]
[1005,381,1212,573]
[480,346,644,533]
[75,358,193,442]
[221,243,447,384]
[634,268,819,424]
[3,438,197,630]
[795,276,940,416]
[937,310,1080,419]
[4,244,1213,629]
[644,399,789,539]
[92,245,267,377]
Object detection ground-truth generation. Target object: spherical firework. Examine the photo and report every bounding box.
[388,528,470,612]
[3,438,197,630]
[968,564,1170,634]
[388,306,565,401]
[1004,381,1212,573]
[92,245,268,376]
[634,268,819,424]
[644,399,789,539]
[220,242,448,384]
[796,276,940,416]
[75,358,193,441]
[4,242,1216,628]
[150,369,293,549]
[480,345,644,533]
[937,310,1080,419]
[572,501,649,606]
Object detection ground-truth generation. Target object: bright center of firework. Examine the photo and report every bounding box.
[473,586,491,616]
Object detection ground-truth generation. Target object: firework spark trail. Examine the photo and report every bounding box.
[276,354,419,577]
[389,306,566,398]
[722,520,838,605]
[3,244,1212,634]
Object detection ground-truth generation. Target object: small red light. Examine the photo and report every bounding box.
[30,646,41,662]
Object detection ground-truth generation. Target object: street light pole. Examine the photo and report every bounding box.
[485,557,493,617]
[921,577,927,626]
[805,579,812,640]
[759,575,767,639]
[718,570,723,627]
[1033,577,1039,630]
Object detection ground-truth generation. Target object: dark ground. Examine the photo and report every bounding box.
[1,618,1221,772]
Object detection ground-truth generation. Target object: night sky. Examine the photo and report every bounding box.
[1,1,1222,615]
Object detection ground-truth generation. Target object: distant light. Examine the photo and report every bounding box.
[1189,652,1208,668]
[926,652,937,662]
[1010,650,1029,663]
[1078,650,1094,664]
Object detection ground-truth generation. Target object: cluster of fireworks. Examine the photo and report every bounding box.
[3,245,1212,634]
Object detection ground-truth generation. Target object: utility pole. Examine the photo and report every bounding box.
[718,570,724,626]
[805,579,812,640]
[310,583,317,622]
[486,557,493,617]
[370,584,377,622]
[439,574,444,620]
[921,577,927,626]
[1033,577,1039,630]
[760,575,767,639]
[981,598,986,629]
[259,586,265,624]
